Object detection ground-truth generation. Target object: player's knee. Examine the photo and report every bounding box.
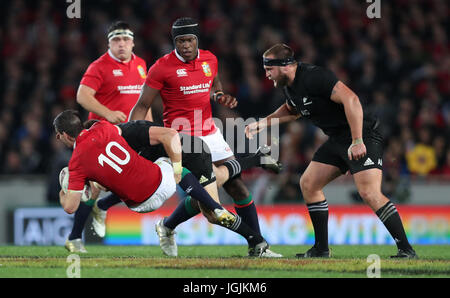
[299,175,314,195]
[214,166,228,187]
[358,187,380,203]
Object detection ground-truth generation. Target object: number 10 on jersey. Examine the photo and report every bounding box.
[98,141,130,173]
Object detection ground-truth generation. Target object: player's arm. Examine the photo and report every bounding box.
[77,85,127,124]
[245,103,301,139]
[129,84,158,121]
[148,126,183,183]
[59,190,82,214]
[211,74,237,109]
[330,81,366,160]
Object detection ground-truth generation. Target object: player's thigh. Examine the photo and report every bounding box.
[203,181,220,203]
[213,157,234,187]
[300,161,342,194]
[303,139,345,193]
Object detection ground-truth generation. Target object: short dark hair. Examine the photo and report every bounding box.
[107,20,131,35]
[53,110,83,138]
[263,43,295,60]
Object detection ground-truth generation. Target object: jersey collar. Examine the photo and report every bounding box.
[174,49,200,63]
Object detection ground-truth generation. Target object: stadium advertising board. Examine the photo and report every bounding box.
[105,205,450,246]
[13,208,74,245]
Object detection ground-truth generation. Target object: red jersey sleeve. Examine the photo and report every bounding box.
[68,156,87,192]
[145,60,165,90]
[80,61,104,91]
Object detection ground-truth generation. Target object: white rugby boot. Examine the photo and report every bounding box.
[91,200,107,238]
[65,238,88,253]
[155,218,178,257]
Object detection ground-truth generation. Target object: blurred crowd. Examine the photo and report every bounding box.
[0,0,449,203]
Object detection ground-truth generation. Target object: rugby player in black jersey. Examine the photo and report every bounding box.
[245,44,417,259]
[84,119,281,257]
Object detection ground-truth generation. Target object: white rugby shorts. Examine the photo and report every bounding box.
[198,129,234,162]
[130,157,176,213]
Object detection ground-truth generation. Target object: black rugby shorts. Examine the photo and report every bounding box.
[180,134,216,186]
[312,130,383,175]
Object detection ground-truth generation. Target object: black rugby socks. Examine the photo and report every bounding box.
[68,202,92,240]
[376,201,413,251]
[96,193,121,211]
[179,172,223,211]
[307,200,329,251]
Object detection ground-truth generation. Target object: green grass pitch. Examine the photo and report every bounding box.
[0,245,449,278]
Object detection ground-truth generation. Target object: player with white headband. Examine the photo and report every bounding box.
[64,21,150,253]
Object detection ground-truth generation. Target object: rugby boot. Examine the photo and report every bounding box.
[155,218,178,257]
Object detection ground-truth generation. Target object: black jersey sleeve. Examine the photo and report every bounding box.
[303,66,338,99]
[118,120,155,152]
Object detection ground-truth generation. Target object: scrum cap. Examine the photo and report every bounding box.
[171,17,199,42]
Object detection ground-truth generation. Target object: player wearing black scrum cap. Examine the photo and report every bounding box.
[246,43,417,259]
[130,17,283,258]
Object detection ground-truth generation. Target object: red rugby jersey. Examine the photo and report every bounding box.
[68,121,162,207]
[145,49,218,136]
[80,50,147,122]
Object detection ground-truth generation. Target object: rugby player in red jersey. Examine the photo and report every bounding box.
[54,110,275,257]
[64,21,151,253]
[130,17,282,257]
[77,21,149,124]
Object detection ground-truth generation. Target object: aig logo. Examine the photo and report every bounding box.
[177,68,187,77]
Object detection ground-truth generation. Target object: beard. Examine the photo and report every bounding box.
[273,73,290,88]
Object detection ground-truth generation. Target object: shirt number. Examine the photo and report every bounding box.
[98,141,130,173]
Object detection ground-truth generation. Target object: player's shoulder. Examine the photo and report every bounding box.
[82,120,113,135]
[157,52,174,64]
[299,62,334,79]
[199,49,217,61]
[92,52,112,66]
[149,52,174,71]
[134,54,147,65]
[85,53,111,72]
[299,62,322,73]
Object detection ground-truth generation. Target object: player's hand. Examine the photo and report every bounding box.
[245,121,266,139]
[217,94,238,109]
[348,142,367,161]
[105,110,127,124]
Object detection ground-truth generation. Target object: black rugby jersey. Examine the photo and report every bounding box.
[118,120,166,161]
[284,63,377,138]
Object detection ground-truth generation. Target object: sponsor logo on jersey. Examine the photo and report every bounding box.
[137,65,146,79]
[176,68,187,77]
[113,69,123,76]
[201,62,212,77]
[117,85,142,94]
[179,82,211,95]
[378,159,383,166]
